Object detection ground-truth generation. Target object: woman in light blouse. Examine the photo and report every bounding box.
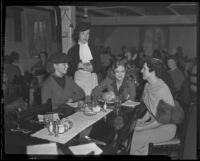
[130,57,176,155]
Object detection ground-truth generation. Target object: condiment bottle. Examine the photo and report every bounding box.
[48,121,54,136]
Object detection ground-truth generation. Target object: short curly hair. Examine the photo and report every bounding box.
[107,60,128,79]
[72,22,91,42]
[143,57,163,78]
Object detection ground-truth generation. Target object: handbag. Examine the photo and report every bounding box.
[147,100,185,124]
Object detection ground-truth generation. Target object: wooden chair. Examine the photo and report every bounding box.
[148,100,193,159]
[5,98,52,131]
[12,72,32,108]
[102,107,140,155]
[18,98,52,122]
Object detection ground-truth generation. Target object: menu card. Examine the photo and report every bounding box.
[69,143,102,155]
[27,143,58,154]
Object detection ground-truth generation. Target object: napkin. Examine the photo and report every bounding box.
[27,143,58,154]
[69,142,102,155]
[38,113,60,122]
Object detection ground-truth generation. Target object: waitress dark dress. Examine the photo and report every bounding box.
[67,22,102,78]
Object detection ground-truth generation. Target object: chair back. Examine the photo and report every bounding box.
[12,72,32,107]
[176,77,192,107]
[148,100,193,159]
[175,100,193,157]
[17,98,52,122]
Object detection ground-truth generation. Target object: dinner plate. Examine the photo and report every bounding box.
[67,102,79,108]
[121,100,140,108]
[83,110,97,116]
[61,119,73,129]
[98,99,115,105]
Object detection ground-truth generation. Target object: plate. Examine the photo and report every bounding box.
[61,119,73,129]
[98,99,115,105]
[67,102,79,108]
[121,100,140,107]
[84,110,97,116]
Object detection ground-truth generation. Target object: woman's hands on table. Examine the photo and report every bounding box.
[67,98,73,103]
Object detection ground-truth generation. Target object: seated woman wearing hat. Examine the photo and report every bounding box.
[41,53,85,111]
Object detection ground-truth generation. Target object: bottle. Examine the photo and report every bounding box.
[53,121,59,137]
[103,101,107,111]
[48,121,54,136]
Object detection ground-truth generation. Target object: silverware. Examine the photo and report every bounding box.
[85,136,106,146]
[10,128,32,134]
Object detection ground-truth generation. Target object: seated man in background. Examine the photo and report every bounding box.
[3,71,26,130]
[167,56,185,93]
[41,53,85,115]
[3,71,25,112]
[4,55,22,84]
[10,51,24,76]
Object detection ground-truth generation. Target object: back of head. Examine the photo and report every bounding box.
[144,57,164,78]
[39,51,48,59]
[4,55,12,64]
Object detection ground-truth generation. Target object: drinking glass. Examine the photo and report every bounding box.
[46,121,54,136]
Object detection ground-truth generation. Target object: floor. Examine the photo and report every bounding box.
[182,103,197,159]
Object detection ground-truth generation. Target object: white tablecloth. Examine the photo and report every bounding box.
[31,109,112,144]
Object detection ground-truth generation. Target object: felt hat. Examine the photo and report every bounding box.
[75,22,91,32]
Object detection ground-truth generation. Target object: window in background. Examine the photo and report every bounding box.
[33,20,47,53]
[6,7,23,42]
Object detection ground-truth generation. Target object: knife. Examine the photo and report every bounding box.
[85,136,107,146]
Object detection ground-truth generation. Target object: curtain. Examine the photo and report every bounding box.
[27,12,52,57]
[27,13,37,57]
[152,27,169,51]
[139,26,169,56]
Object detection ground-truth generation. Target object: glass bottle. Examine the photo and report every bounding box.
[48,121,54,136]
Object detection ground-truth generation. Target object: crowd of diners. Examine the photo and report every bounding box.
[3,22,197,155]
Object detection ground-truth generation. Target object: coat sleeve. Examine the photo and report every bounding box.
[91,78,112,98]
[67,47,79,78]
[90,45,103,74]
[127,80,136,101]
[41,80,52,104]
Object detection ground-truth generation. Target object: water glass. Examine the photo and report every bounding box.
[46,121,54,136]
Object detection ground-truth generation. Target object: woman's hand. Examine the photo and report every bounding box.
[136,119,144,127]
[135,120,160,131]
[67,98,73,103]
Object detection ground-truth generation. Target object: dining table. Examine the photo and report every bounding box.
[4,100,140,157]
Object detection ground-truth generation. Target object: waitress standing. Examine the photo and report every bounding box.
[67,22,102,79]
